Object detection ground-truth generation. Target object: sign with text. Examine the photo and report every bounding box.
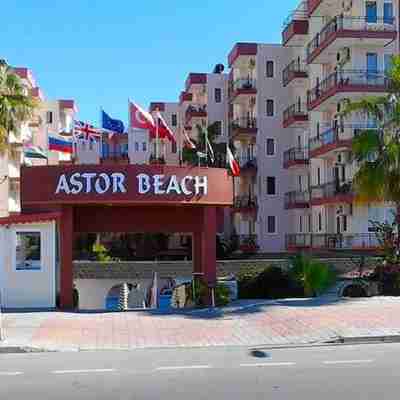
[21,165,233,207]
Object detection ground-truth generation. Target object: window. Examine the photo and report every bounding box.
[266,60,274,78]
[298,175,302,191]
[266,138,275,156]
[308,214,312,233]
[266,99,274,116]
[214,121,223,136]
[142,142,147,151]
[297,136,302,148]
[102,143,109,157]
[16,232,41,271]
[266,176,276,195]
[343,215,348,232]
[135,142,139,152]
[317,167,321,186]
[171,141,177,153]
[299,216,303,233]
[384,1,394,24]
[214,88,222,103]
[366,1,377,23]
[171,113,177,127]
[318,213,322,232]
[46,111,53,124]
[366,53,378,74]
[385,54,393,73]
[267,216,276,234]
[121,143,129,155]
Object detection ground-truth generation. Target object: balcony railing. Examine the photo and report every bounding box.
[286,233,380,250]
[231,234,259,253]
[283,147,309,168]
[231,117,257,130]
[311,180,354,204]
[233,195,258,212]
[282,59,308,86]
[307,0,322,16]
[307,16,396,63]
[283,102,308,128]
[230,78,257,98]
[284,190,310,209]
[238,156,257,170]
[307,70,389,110]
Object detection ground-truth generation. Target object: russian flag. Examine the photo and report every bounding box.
[48,136,73,154]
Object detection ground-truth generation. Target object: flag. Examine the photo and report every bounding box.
[129,101,155,130]
[183,131,196,150]
[48,136,73,154]
[227,145,240,176]
[74,120,102,142]
[24,146,47,159]
[205,133,215,163]
[101,110,125,134]
[152,112,176,143]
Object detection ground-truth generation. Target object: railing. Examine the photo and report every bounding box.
[233,195,258,210]
[283,147,309,165]
[286,233,380,249]
[282,1,308,29]
[231,117,257,130]
[283,102,308,124]
[308,70,389,107]
[231,78,257,93]
[231,234,259,253]
[282,59,308,86]
[102,151,129,159]
[307,16,396,60]
[238,156,257,169]
[284,190,310,208]
[311,180,353,200]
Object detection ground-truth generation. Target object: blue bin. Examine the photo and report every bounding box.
[159,294,172,309]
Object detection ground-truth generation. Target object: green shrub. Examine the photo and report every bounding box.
[237,265,303,299]
[92,243,112,262]
[290,254,336,297]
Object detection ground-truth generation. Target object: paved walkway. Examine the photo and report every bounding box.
[2,296,400,351]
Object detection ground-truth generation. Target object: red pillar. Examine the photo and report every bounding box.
[200,207,217,285]
[59,206,74,309]
[192,232,203,276]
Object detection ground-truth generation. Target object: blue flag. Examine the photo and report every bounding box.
[101,110,125,134]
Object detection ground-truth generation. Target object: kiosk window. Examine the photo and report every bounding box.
[16,232,41,271]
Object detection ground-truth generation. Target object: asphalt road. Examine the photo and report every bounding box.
[0,343,399,399]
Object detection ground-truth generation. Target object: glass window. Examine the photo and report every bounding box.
[366,53,378,73]
[266,99,274,116]
[46,111,53,124]
[135,142,139,152]
[214,121,223,136]
[214,88,222,103]
[267,216,276,233]
[385,54,393,74]
[171,114,177,127]
[384,2,394,24]
[16,232,41,271]
[318,213,322,231]
[266,176,276,195]
[121,143,129,155]
[299,216,303,233]
[366,2,377,23]
[171,141,177,153]
[266,61,274,78]
[266,138,275,155]
[142,142,147,151]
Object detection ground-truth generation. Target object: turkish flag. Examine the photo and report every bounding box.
[227,145,240,177]
[152,112,176,143]
[129,102,155,131]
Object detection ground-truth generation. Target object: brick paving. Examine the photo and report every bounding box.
[2,296,400,351]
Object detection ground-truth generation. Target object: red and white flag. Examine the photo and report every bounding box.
[129,102,155,131]
[183,131,196,150]
[227,145,240,177]
[153,111,176,143]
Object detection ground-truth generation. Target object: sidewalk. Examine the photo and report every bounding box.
[2,296,400,351]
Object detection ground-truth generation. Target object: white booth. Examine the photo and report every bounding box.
[0,216,57,309]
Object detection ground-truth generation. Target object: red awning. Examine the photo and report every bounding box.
[0,212,61,226]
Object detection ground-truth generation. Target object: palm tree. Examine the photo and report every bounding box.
[0,60,37,152]
[340,55,400,254]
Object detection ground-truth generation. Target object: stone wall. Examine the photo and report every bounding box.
[74,257,377,280]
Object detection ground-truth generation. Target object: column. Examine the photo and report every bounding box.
[200,207,217,285]
[59,206,74,309]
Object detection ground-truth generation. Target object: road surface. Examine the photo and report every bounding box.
[0,343,399,399]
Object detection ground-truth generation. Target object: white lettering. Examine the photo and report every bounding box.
[181,176,193,195]
[111,173,126,193]
[69,173,83,194]
[153,174,165,194]
[81,173,97,193]
[55,174,71,194]
[95,173,111,194]
[195,176,208,195]
[166,175,182,195]
[137,173,151,194]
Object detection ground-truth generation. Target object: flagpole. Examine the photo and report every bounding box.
[155,108,159,162]
[205,125,208,168]
[99,107,103,160]
[178,111,182,166]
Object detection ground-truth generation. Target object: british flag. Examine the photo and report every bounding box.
[73,120,102,143]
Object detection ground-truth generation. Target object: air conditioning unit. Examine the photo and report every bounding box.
[342,0,352,12]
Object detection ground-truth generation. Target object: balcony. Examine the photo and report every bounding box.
[231,117,257,141]
[284,190,310,209]
[311,181,354,206]
[185,105,207,125]
[239,156,257,175]
[307,0,322,16]
[286,233,380,250]
[232,234,259,254]
[100,152,129,165]
[230,78,257,101]
[283,147,309,169]
[179,91,193,104]
[232,195,258,215]
[228,43,258,67]
[309,127,350,158]
[283,103,308,128]
[306,16,396,64]
[307,70,389,111]
[282,59,308,87]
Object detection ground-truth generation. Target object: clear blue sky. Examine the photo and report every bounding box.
[1,0,299,126]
